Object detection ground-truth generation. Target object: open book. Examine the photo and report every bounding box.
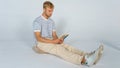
[59,34,69,40]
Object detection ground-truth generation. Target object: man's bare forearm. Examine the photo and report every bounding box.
[53,36,58,40]
[52,31,58,40]
[37,37,55,43]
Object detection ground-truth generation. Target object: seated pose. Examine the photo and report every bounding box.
[33,1,104,66]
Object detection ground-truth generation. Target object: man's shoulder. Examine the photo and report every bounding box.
[34,16,43,22]
[33,16,43,26]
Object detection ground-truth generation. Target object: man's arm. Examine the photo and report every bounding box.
[52,31,64,43]
[34,32,61,44]
[52,31,58,40]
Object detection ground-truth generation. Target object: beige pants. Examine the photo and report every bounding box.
[35,42,87,65]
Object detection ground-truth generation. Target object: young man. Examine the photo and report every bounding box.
[33,1,103,66]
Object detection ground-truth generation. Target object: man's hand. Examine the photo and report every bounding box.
[59,38,64,44]
[53,39,63,44]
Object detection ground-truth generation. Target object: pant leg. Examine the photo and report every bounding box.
[36,42,56,53]
[37,42,83,65]
[60,43,87,56]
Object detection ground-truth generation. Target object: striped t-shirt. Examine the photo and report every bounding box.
[33,15,56,38]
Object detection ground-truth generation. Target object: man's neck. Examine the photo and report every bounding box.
[42,13,49,19]
[41,14,48,21]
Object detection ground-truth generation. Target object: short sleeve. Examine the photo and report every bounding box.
[33,21,41,32]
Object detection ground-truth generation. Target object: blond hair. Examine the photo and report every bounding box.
[43,1,54,9]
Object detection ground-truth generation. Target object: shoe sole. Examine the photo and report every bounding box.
[93,45,104,65]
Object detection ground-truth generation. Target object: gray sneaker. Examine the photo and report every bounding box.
[84,45,104,66]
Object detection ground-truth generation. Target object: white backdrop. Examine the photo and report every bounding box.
[0,0,120,49]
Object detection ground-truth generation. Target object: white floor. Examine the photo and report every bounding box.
[0,41,120,68]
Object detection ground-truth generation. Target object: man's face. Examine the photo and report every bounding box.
[43,7,54,18]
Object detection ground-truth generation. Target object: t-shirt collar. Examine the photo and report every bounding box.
[41,15,48,21]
